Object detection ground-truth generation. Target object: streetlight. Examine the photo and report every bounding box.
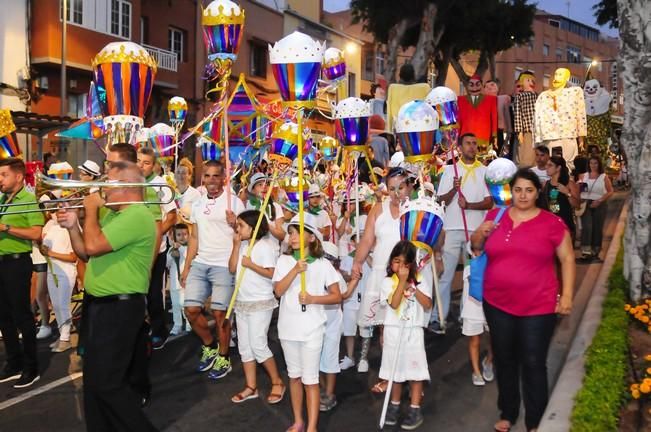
[585,58,599,82]
[345,42,357,55]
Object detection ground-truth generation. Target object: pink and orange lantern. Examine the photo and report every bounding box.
[92,41,157,145]
[0,109,21,160]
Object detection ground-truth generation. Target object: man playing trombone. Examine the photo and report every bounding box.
[57,161,158,431]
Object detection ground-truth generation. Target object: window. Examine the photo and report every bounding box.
[543,43,550,56]
[566,45,580,63]
[61,0,83,25]
[348,72,356,98]
[168,27,186,62]
[68,93,87,118]
[548,19,560,28]
[111,0,131,39]
[249,40,267,78]
[543,74,550,89]
[140,17,149,45]
[375,53,385,76]
[556,47,563,61]
[362,47,374,81]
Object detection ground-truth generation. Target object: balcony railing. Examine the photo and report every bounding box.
[143,44,178,72]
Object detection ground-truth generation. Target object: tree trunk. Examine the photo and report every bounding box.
[618,0,651,301]
[434,46,452,86]
[410,3,438,82]
[487,52,497,81]
[450,50,489,87]
[384,18,410,84]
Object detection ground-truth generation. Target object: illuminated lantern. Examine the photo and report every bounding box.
[0,109,21,160]
[485,158,517,207]
[400,197,445,254]
[168,96,188,125]
[395,100,439,164]
[322,47,346,83]
[333,97,371,152]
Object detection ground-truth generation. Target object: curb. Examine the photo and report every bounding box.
[539,200,629,431]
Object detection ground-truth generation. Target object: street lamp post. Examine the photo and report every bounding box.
[61,0,67,117]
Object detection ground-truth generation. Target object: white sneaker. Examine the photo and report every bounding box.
[36,326,52,340]
[357,359,369,373]
[472,373,486,386]
[482,357,494,382]
[339,356,355,371]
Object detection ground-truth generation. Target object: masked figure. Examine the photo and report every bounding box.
[534,68,587,170]
[458,74,497,159]
[513,71,538,166]
[583,79,612,158]
[483,80,512,157]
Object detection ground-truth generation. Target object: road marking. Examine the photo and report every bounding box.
[0,372,83,411]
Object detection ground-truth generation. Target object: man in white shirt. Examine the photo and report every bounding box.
[434,133,493,333]
[307,184,332,241]
[530,145,551,185]
[181,160,244,380]
[137,148,177,349]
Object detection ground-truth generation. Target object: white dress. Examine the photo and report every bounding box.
[357,199,401,327]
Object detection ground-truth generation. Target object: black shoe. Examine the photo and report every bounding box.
[401,406,424,430]
[13,370,40,389]
[385,402,400,426]
[152,335,168,350]
[576,254,592,264]
[0,366,22,383]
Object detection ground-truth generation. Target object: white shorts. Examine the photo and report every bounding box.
[342,307,359,336]
[320,334,341,374]
[236,309,274,363]
[281,335,323,385]
[462,319,489,336]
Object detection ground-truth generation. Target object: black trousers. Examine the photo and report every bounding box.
[0,254,37,372]
[483,301,557,430]
[580,201,608,254]
[147,252,167,339]
[83,294,157,432]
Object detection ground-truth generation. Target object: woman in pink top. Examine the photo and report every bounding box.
[471,169,575,432]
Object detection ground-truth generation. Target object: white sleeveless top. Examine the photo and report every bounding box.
[580,173,607,200]
[372,199,401,270]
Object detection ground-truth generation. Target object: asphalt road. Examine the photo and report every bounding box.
[0,193,627,432]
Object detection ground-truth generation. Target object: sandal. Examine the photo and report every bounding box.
[267,382,286,404]
[286,422,305,432]
[231,386,259,404]
[371,380,388,394]
[494,419,512,432]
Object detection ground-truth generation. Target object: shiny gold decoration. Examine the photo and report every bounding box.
[202,4,245,26]
[0,109,16,138]
[91,44,158,72]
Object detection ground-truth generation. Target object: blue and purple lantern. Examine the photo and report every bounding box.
[269,31,325,109]
[319,136,338,162]
[485,158,517,207]
[395,100,439,164]
[269,122,311,167]
[278,176,311,214]
[400,197,445,254]
[322,47,346,83]
[333,97,371,152]
[201,0,245,62]
[425,87,458,128]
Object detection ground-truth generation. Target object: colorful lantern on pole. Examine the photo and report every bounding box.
[148,123,176,161]
[395,100,439,164]
[425,87,458,128]
[268,122,310,167]
[0,109,21,160]
[319,136,338,161]
[322,47,346,83]
[400,197,445,254]
[168,96,188,125]
[485,158,517,207]
[333,97,371,152]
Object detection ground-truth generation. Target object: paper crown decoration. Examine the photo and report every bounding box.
[269,122,310,166]
[134,127,150,146]
[92,41,157,145]
[278,175,310,213]
[319,136,338,161]
[400,197,445,254]
[47,162,74,180]
[168,96,188,125]
[269,31,325,108]
[0,109,21,160]
[333,97,371,150]
[148,123,176,159]
[322,47,346,82]
[425,87,458,128]
[485,158,517,206]
[395,100,439,164]
[202,0,245,61]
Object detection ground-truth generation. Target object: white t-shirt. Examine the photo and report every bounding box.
[380,275,432,328]
[530,166,550,184]
[31,243,46,265]
[177,185,202,221]
[236,237,278,302]
[151,175,178,253]
[437,164,491,231]
[166,244,187,291]
[311,208,332,240]
[272,255,340,341]
[42,219,77,277]
[336,214,367,258]
[190,192,245,267]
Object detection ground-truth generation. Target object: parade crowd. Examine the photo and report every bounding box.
[0,66,622,432]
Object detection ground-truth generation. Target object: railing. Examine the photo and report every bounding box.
[143,44,178,72]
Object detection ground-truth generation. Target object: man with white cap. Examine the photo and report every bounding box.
[307,184,332,242]
[77,161,102,182]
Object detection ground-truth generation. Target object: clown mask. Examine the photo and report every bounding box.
[584,79,600,97]
[483,81,499,96]
[466,76,483,96]
[552,68,571,90]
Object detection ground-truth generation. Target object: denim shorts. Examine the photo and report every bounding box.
[183,262,234,311]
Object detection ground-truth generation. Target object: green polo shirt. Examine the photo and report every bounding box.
[0,188,45,255]
[144,174,163,221]
[84,204,156,297]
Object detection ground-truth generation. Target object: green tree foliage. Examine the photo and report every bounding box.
[593,0,619,29]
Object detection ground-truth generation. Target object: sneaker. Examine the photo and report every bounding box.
[0,366,22,383]
[427,321,446,335]
[207,355,232,380]
[52,340,72,353]
[339,356,355,371]
[482,357,494,382]
[472,373,486,386]
[152,336,168,350]
[13,370,40,389]
[401,406,424,430]
[357,359,369,373]
[319,394,337,412]
[170,325,183,336]
[36,325,52,340]
[197,345,219,372]
[384,402,400,426]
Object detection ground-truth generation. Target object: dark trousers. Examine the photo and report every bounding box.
[580,201,607,254]
[147,252,167,339]
[83,295,157,432]
[483,301,557,430]
[0,254,37,372]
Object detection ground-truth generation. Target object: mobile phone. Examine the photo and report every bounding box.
[579,182,588,192]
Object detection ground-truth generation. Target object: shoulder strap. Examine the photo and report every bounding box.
[494,206,508,224]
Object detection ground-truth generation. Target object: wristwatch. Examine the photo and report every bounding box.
[2,224,11,233]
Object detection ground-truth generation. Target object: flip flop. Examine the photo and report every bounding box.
[494,419,512,432]
[267,382,286,404]
[371,380,388,394]
[231,386,259,404]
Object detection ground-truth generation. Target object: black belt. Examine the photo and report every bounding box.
[0,252,31,262]
[85,293,145,304]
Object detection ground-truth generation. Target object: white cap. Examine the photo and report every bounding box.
[308,183,322,197]
[78,160,102,177]
[322,241,338,260]
[288,213,323,242]
[247,172,268,193]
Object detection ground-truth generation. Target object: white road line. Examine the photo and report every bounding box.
[0,372,83,411]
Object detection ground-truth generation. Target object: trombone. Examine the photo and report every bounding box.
[0,173,175,215]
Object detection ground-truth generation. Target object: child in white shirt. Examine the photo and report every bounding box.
[272,214,342,432]
[167,224,189,335]
[380,241,432,430]
[228,210,284,405]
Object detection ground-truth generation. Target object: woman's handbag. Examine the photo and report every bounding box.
[469,207,508,302]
